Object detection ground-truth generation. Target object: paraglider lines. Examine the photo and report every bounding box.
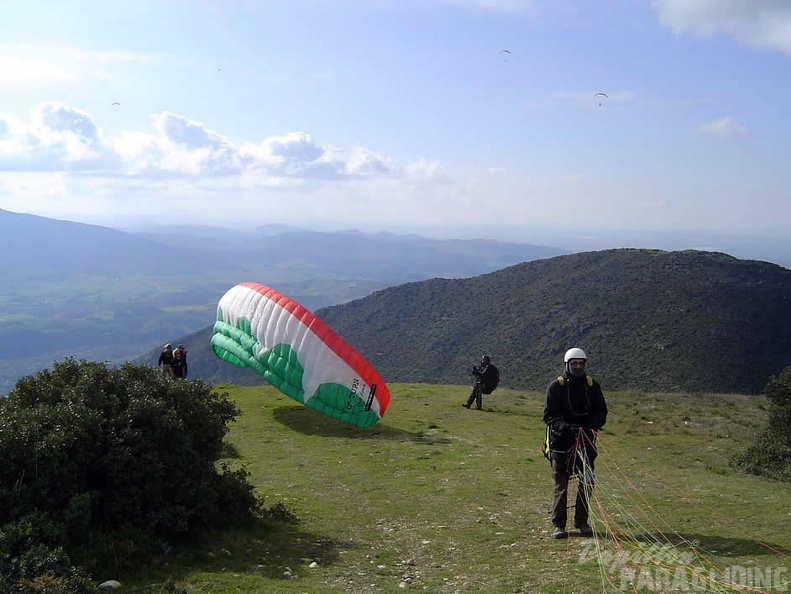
[583,436,784,592]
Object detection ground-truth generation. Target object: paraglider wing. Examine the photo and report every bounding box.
[211,282,391,428]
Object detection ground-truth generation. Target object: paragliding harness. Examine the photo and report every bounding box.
[541,375,594,464]
[474,364,500,395]
[542,426,598,488]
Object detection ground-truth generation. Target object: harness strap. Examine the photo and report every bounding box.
[557,375,593,387]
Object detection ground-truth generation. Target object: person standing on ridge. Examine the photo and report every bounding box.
[543,348,607,539]
[170,347,187,379]
[462,355,499,410]
[179,345,188,378]
[157,344,174,378]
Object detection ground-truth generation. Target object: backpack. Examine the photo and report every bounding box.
[480,364,500,394]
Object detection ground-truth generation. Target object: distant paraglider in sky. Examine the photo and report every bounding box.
[500,49,511,62]
[211,282,391,428]
[594,92,608,107]
[111,102,121,107]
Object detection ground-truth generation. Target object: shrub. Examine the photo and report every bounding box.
[734,365,791,482]
[0,358,259,585]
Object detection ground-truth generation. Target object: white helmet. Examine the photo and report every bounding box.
[564,347,587,363]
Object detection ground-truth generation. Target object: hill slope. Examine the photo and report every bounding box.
[119,383,788,592]
[171,249,791,394]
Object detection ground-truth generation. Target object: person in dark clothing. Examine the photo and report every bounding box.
[170,347,187,379]
[175,344,188,377]
[157,344,174,377]
[180,346,188,378]
[543,347,607,539]
[462,355,499,410]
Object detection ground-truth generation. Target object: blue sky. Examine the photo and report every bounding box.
[0,0,789,239]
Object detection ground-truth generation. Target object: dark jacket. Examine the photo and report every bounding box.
[543,371,607,453]
[171,355,187,379]
[157,349,173,367]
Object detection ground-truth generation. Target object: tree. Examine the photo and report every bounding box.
[734,365,791,482]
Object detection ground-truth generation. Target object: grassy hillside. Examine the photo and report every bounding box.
[121,383,789,593]
[167,248,791,395]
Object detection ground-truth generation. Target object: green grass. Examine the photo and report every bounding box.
[121,384,790,593]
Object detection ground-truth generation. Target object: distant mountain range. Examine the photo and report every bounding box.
[152,249,791,395]
[0,209,562,393]
[0,210,563,282]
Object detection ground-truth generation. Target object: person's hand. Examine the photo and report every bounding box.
[553,420,571,435]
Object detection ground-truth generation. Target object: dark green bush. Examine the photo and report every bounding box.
[0,358,259,585]
[734,365,791,482]
[3,545,95,594]
[0,514,94,593]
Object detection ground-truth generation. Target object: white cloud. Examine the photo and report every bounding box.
[653,0,791,53]
[697,116,749,136]
[0,43,160,88]
[152,113,242,176]
[0,102,108,170]
[248,131,326,168]
[0,101,413,184]
[0,105,546,228]
[344,147,396,176]
[0,101,786,234]
[403,159,449,183]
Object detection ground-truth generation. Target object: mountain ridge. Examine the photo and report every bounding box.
[152,248,791,394]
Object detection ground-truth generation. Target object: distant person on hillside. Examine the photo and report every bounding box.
[157,344,174,378]
[543,348,607,540]
[462,355,499,410]
[178,345,189,378]
[171,346,188,379]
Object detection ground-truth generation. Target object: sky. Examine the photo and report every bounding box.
[0,0,790,240]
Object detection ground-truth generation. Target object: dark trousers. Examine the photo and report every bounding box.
[550,450,595,529]
[465,384,482,409]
